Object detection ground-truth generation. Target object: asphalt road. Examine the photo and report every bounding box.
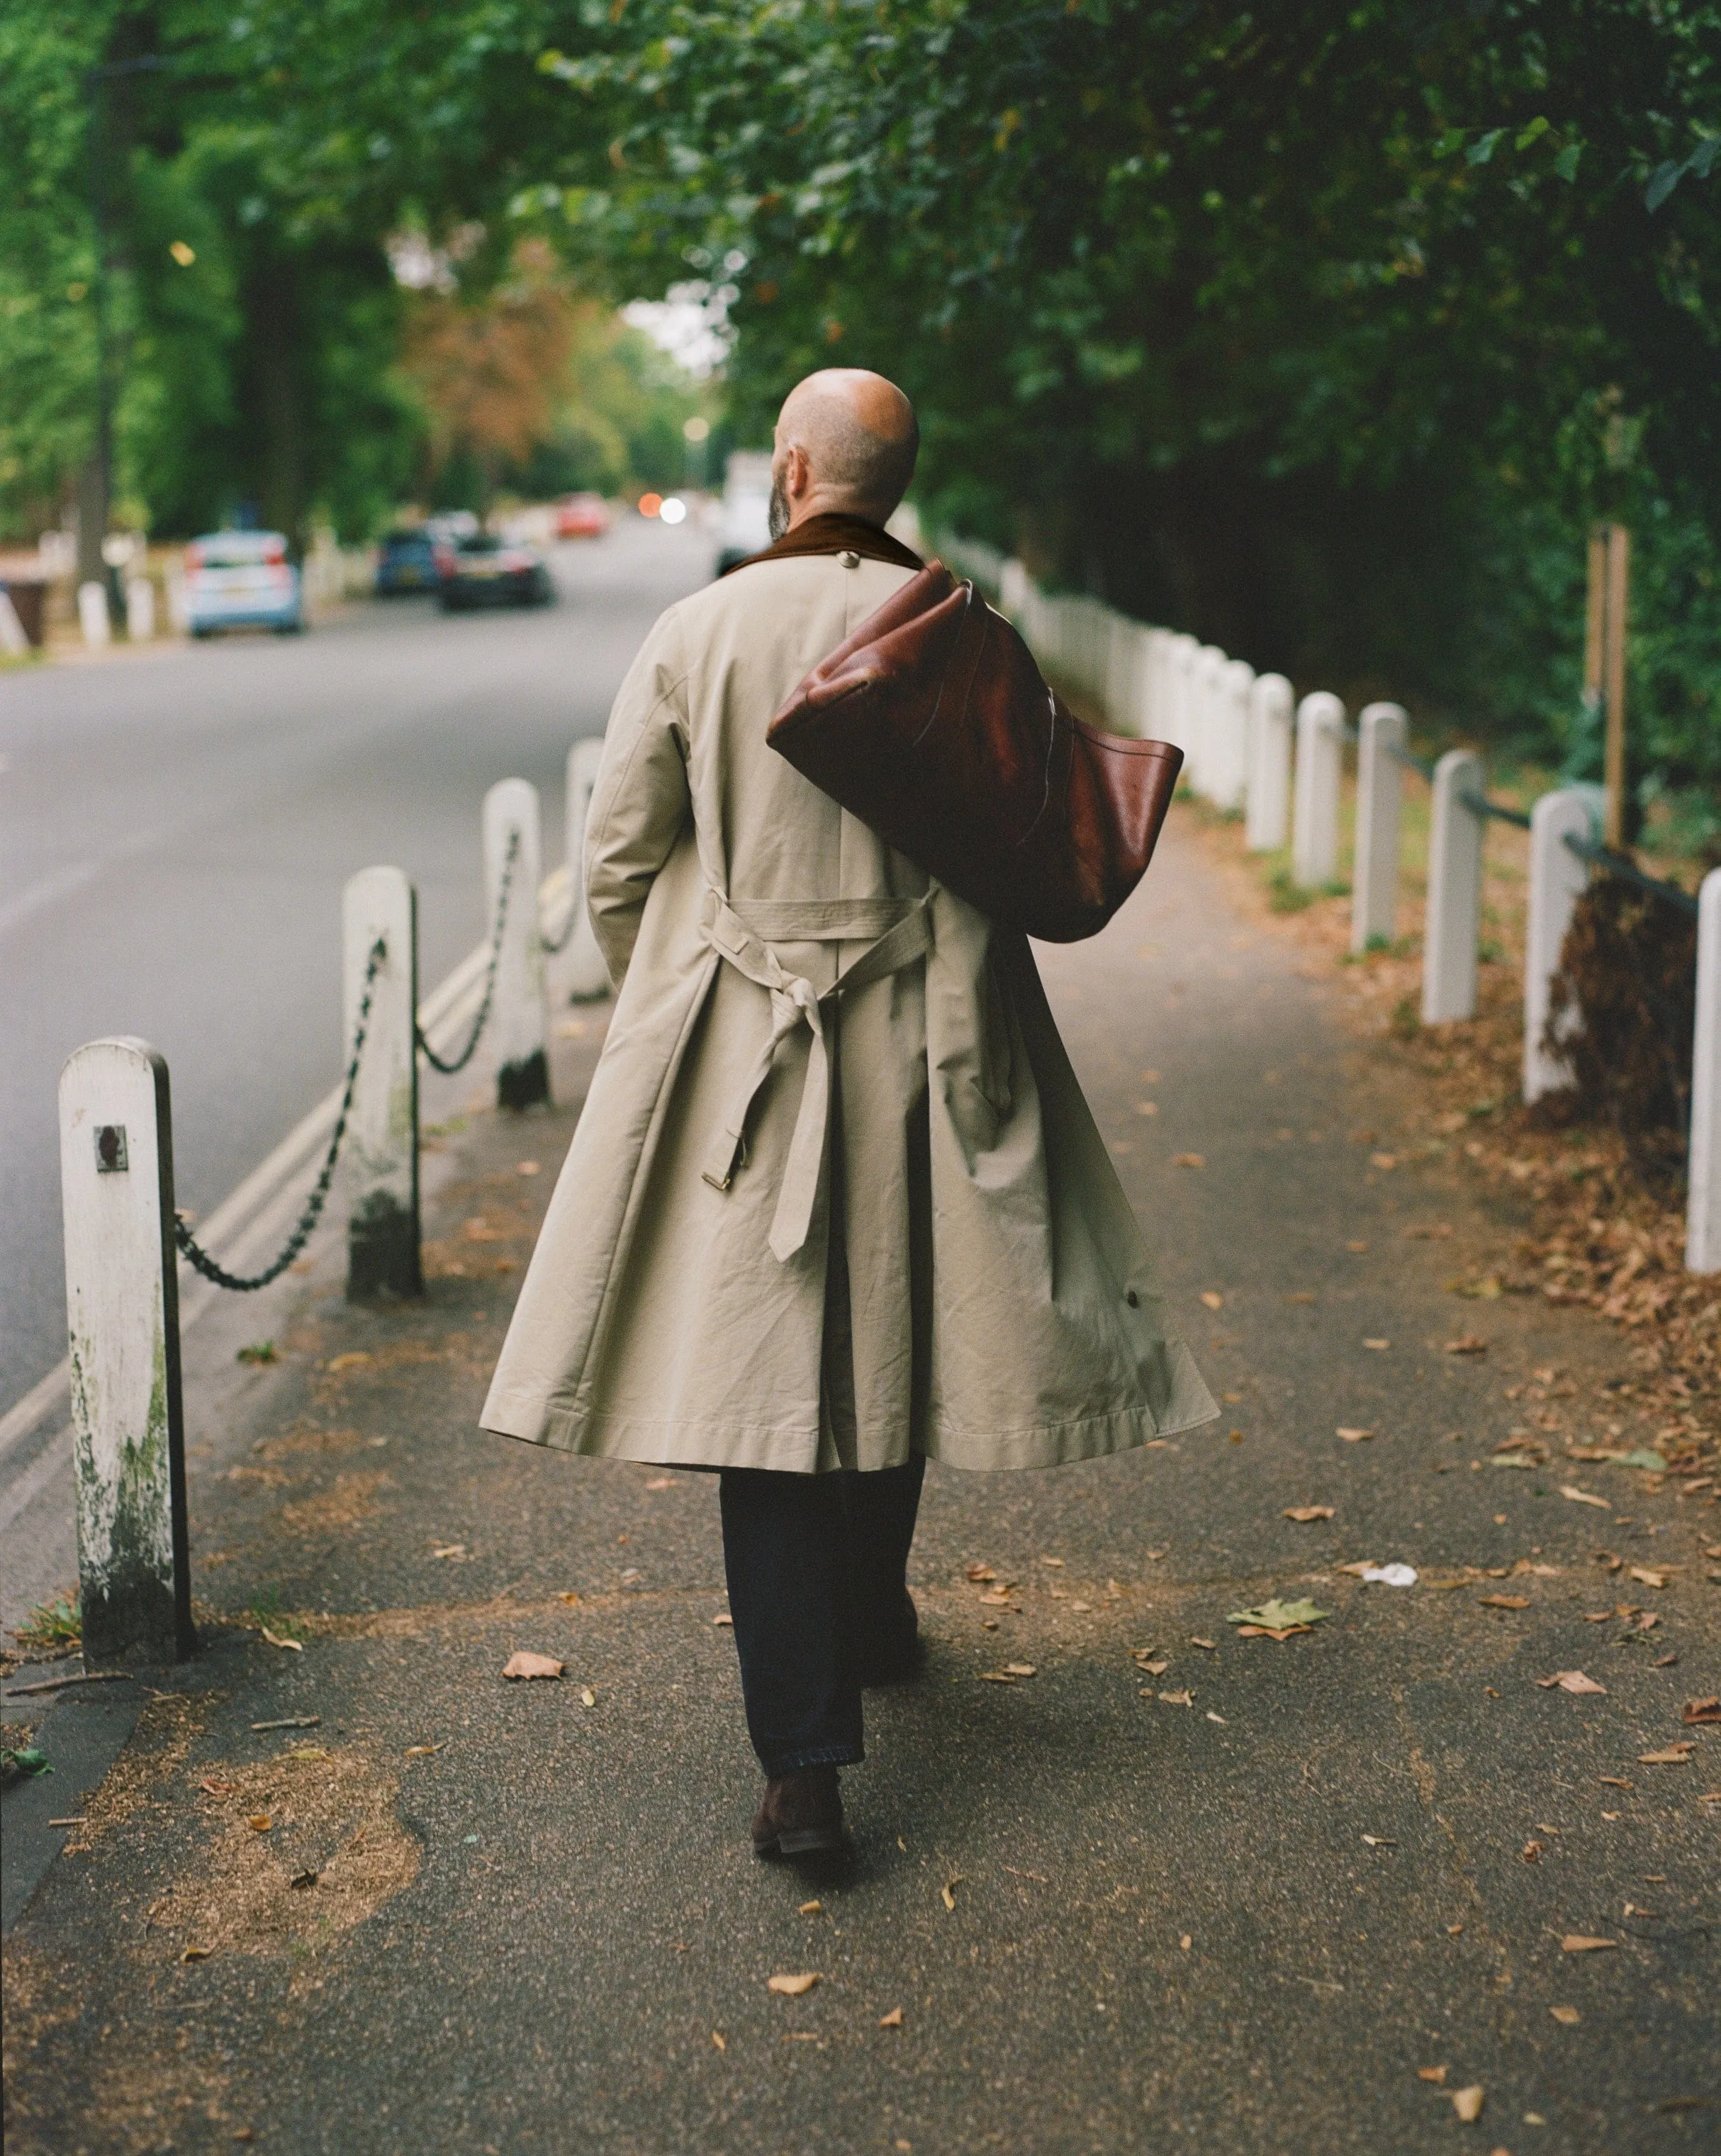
[0,518,712,1414]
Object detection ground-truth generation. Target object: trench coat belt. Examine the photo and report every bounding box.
[700,890,935,1263]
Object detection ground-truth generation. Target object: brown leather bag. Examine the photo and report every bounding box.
[768,562,1182,942]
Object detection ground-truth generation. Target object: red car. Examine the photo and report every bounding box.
[555,493,611,540]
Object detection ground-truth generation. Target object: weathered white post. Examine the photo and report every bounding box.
[1142,628,1171,741]
[1522,789,1596,1102]
[125,576,156,642]
[1187,645,1225,800]
[58,1039,196,1665]
[1351,703,1408,954]
[1686,868,1721,1274]
[1291,691,1345,887]
[999,559,1029,622]
[562,738,611,1000]
[1245,673,1292,852]
[1422,750,1485,1024]
[78,580,111,647]
[1209,658,1253,812]
[484,777,549,1109]
[342,866,421,1298]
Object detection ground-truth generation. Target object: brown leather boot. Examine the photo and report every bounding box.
[751,1765,848,1857]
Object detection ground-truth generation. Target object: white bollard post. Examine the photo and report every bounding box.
[999,559,1028,622]
[1686,868,1721,1273]
[562,738,611,1000]
[1189,646,1227,800]
[78,579,111,647]
[1351,703,1408,954]
[1422,750,1486,1024]
[1291,692,1345,887]
[1209,658,1253,813]
[125,576,156,642]
[1245,674,1293,852]
[58,1038,196,1665]
[1164,635,1196,761]
[1523,789,1596,1102]
[1142,628,1171,740]
[342,866,421,1298]
[483,777,549,1109]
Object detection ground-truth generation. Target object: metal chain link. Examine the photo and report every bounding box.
[174,936,388,1292]
[1563,831,1701,918]
[417,827,519,1074]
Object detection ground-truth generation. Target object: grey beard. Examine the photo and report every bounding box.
[767,474,790,542]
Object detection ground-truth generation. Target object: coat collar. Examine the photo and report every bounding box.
[721,510,924,578]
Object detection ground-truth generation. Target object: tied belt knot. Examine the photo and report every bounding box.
[700,890,934,1262]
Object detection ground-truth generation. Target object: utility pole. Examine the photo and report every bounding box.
[1583,522,1631,848]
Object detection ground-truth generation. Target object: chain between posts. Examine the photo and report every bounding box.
[1375,735,1530,827]
[417,827,520,1074]
[174,936,388,1292]
[537,877,578,955]
[1563,831,1701,918]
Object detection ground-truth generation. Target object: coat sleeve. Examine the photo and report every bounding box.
[585,609,693,986]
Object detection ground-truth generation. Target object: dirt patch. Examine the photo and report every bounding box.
[70,1690,208,1850]
[150,1745,417,1993]
[277,1469,395,1534]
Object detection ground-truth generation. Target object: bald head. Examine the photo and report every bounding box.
[769,369,919,537]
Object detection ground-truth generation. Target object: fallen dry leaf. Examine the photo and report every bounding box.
[556,1591,581,1606]
[180,1945,213,1963]
[1189,1637,1216,1651]
[1004,1662,1037,1677]
[1418,2065,1448,2085]
[1638,1743,1695,1765]
[1236,1624,1309,1641]
[1171,1152,1205,1169]
[501,1651,564,1682]
[941,1877,963,1911]
[799,1899,822,1915]
[1450,2086,1485,2123]
[1345,1239,1370,1253]
[1537,1671,1607,1695]
[1363,1338,1391,1351]
[644,1475,673,1490]
[767,1973,819,1996]
[404,1743,442,1758]
[1479,1595,1530,1610]
[977,1671,1019,1685]
[1550,2006,1580,2026]
[1682,1698,1721,1726]
[1561,1936,1617,1953]
[579,1687,596,1707]
[712,1613,734,1627]
[879,2006,904,2028]
[1157,1688,1194,1707]
[1199,1291,1224,1310]
[1627,1566,1666,1587]
[1521,1841,1542,1864]
[1136,1659,1169,1677]
[246,1815,272,1833]
[1361,1834,1396,1848]
[711,2031,727,2052]
[325,1351,373,1373]
[965,1563,996,1582]
[1179,1933,1192,1950]
[1598,1776,1632,1790]
[1444,1336,1487,1356]
[259,1627,303,1653]
[1337,1427,1374,1443]
[1284,1505,1335,1523]
[1562,1486,1611,1509]
[516,1159,540,1176]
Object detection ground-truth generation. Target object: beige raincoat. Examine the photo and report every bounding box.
[480,547,1216,1472]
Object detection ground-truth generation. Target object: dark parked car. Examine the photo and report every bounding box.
[375,527,437,595]
[435,532,554,611]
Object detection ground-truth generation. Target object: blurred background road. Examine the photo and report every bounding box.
[0,517,712,1415]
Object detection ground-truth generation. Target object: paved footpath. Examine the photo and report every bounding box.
[4,808,1715,2156]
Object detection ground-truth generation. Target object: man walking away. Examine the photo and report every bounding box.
[481,369,1216,1857]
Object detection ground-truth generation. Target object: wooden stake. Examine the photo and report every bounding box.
[1602,524,1630,848]
[1583,527,1606,708]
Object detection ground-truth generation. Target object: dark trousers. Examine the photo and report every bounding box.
[719,1455,925,1777]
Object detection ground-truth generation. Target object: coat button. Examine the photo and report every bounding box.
[1125,1288,1140,1308]
[836,549,859,568]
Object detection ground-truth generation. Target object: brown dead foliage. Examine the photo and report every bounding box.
[72,1690,208,1850]
[277,1470,395,1534]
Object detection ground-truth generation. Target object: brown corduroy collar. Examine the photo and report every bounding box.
[720,510,924,578]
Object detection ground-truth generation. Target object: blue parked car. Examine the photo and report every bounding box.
[184,532,303,637]
[375,527,438,595]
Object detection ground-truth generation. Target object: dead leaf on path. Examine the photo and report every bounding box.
[1189,1637,1216,1651]
[799,1899,822,1915]
[1284,1505,1335,1523]
[1550,2006,1581,2026]
[644,1475,673,1490]
[579,1687,595,1707]
[516,1160,540,1176]
[1362,1834,1396,1848]
[1179,1933,1192,1950]
[711,2031,727,2052]
[1363,1338,1391,1351]
[1628,1565,1669,1588]
[1561,1936,1618,1953]
[1450,2086,1485,2123]
[1345,1239,1369,1253]
[1136,1660,1169,1677]
[199,1779,237,1798]
[180,1945,213,1962]
[1229,1598,1330,1632]
[1336,1560,1379,1577]
[1171,1153,1206,1168]
[965,1563,996,1582]
[1593,1549,1623,1572]
[1369,1153,1398,1171]
[246,1815,272,1833]
[1236,1625,1310,1641]
[325,1351,373,1373]
[1337,1427,1374,1443]
[1682,1698,1721,1726]
[501,1651,564,1681]
[941,1877,963,1911]
[767,1973,820,1996]
[712,1613,734,1626]
[1652,1653,1679,1668]
[1639,1743,1695,1765]
[1598,1776,1632,1789]
[259,1627,303,1653]
[1158,1689,1194,1707]
[1418,2065,1448,2084]
[879,2006,904,2028]
[404,1743,442,1758]
[1479,1595,1530,1609]
[556,1591,581,1606]
[1444,1336,1487,1355]
[1521,1841,1542,1863]
[1537,1671,1607,1695]
[1004,1662,1036,1677]
[1200,1291,1224,1310]
[1562,1486,1611,1509]
[430,1543,468,1561]
[977,1671,1019,1684]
